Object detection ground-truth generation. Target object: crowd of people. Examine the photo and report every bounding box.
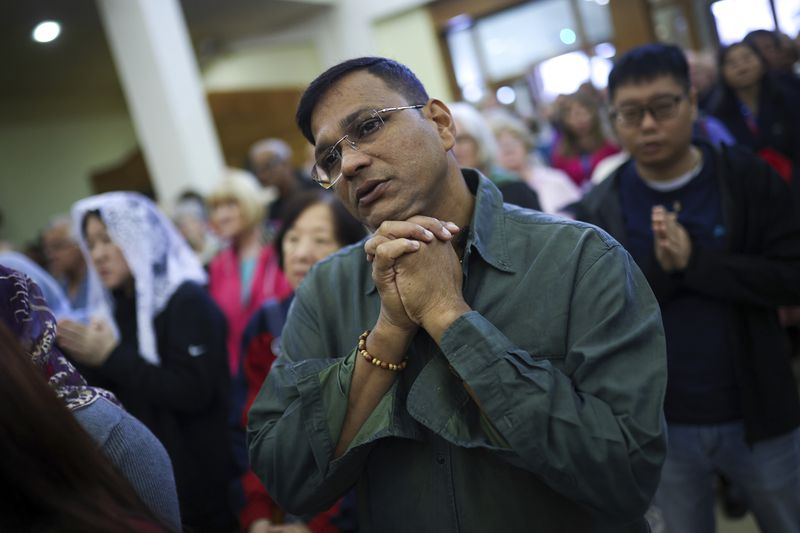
[1,27,798,533]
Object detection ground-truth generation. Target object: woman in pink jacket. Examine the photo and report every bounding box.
[208,170,293,524]
[207,170,292,378]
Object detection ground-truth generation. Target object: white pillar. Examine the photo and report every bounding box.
[95,0,225,209]
[314,0,377,68]
[312,0,438,70]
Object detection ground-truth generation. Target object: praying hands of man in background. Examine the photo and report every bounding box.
[652,205,692,273]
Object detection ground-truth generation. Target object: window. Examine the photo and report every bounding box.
[775,0,800,37]
[447,26,486,102]
[576,0,613,44]
[474,0,579,81]
[446,0,614,103]
[712,0,800,44]
[534,50,613,101]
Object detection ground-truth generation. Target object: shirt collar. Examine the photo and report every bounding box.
[462,168,515,274]
[365,169,515,295]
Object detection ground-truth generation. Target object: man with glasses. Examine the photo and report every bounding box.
[248,56,668,532]
[248,137,316,239]
[573,43,800,532]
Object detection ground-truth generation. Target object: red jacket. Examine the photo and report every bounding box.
[239,296,342,532]
[551,140,621,189]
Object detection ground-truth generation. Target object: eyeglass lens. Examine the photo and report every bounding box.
[311,105,424,188]
[616,95,681,126]
[313,110,385,188]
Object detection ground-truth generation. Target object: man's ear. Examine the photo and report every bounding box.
[426,99,457,151]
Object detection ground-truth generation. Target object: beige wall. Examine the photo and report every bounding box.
[202,42,322,90]
[0,44,322,248]
[374,7,453,102]
[1,113,137,247]
[2,5,452,248]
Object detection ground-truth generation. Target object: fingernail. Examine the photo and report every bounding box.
[423,229,434,239]
[445,222,460,231]
[441,228,452,237]
[411,240,420,248]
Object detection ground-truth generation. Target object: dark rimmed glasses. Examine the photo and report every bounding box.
[311,104,425,189]
[610,94,685,128]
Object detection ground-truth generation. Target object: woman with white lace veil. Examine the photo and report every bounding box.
[57,192,238,532]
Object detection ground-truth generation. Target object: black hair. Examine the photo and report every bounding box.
[718,40,769,72]
[607,43,691,101]
[274,190,367,270]
[80,209,103,238]
[713,41,771,118]
[295,57,429,145]
[744,29,781,48]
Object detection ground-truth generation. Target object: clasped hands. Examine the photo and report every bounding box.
[57,317,118,367]
[365,216,471,342]
[652,205,691,272]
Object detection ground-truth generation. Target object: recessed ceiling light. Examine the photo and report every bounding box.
[496,86,516,105]
[559,28,577,45]
[33,21,61,43]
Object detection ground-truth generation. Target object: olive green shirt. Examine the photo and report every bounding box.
[248,170,667,532]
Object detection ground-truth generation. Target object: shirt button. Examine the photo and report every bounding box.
[436,454,445,465]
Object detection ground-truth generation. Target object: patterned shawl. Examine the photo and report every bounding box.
[0,265,119,410]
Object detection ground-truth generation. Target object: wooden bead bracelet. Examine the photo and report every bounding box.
[358,330,407,371]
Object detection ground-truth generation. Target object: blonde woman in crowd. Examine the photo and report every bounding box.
[206,170,293,505]
[207,170,292,380]
[491,115,581,215]
[449,102,541,211]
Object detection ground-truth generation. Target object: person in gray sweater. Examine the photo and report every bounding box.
[0,265,181,532]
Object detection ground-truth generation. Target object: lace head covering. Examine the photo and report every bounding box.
[0,265,119,410]
[72,192,207,365]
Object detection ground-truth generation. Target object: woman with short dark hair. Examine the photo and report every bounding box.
[239,190,366,533]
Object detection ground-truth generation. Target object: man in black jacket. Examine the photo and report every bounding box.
[572,43,800,532]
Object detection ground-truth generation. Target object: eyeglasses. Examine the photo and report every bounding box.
[311,104,425,189]
[610,95,685,128]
